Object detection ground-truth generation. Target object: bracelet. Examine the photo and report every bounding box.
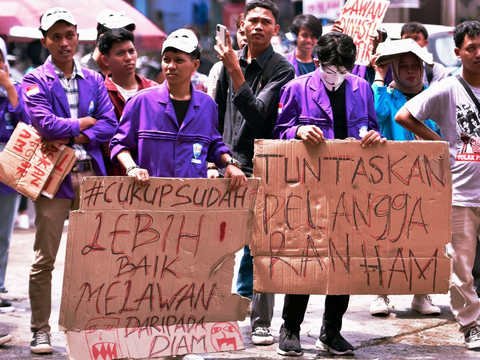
[126,165,140,175]
[374,79,384,83]
[207,165,218,170]
[67,137,75,147]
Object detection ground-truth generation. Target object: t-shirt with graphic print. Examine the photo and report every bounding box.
[406,75,480,207]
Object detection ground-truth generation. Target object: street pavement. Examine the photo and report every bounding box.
[1,221,480,359]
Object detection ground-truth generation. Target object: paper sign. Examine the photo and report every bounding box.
[303,0,345,20]
[0,122,76,200]
[60,177,259,358]
[252,140,452,295]
[339,0,390,65]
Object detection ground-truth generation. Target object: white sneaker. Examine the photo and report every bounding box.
[16,214,30,230]
[251,327,274,345]
[370,295,389,315]
[411,294,440,315]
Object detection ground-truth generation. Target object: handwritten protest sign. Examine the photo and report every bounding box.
[60,177,259,358]
[252,140,452,295]
[339,0,390,65]
[303,0,344,20]
[0,122,76,200]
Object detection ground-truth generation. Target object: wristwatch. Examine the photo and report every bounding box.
[226,158,242,169]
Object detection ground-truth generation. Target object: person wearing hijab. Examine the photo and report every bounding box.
[0,38,29,313]
[369,39,442,316]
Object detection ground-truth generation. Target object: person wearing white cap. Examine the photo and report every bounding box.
[110,28,246,192]
[81,9,135,76]
[22,7,117,354]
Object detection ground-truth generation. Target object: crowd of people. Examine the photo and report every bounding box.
[0,0,480,357]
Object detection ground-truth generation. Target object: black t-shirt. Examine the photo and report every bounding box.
[171,99,191,127]
[326,81,347,139]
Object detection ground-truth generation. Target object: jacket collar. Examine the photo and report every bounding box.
[310,70,360,121]
[239,44,274,69]
[157,82,201,129]
[44,56,84,80]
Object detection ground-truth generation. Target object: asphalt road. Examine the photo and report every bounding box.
[1,219,480,359]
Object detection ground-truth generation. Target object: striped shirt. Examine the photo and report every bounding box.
[49,56,91,161]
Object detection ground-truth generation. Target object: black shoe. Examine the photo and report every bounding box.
[277,324,303,356]
[30,331,52,354]
[0,298,14,313]
[317,331,354,355]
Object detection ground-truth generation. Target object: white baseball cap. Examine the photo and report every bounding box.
[40,7,76,32]
[162,29,198,54]
[97,9,135,31]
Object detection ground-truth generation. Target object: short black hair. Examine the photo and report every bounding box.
[244,0,279,23]
[401,22,428,40]
[290,14,323,40]
[98,28,135,56]
[96,22,135,42]
[315,32,356,71]
[454,20,480,48]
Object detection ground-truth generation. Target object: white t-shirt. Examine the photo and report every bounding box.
[112,81,138,102]
[406,75,480,207]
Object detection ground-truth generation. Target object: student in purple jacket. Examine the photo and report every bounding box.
[110,29,246,191]
[0,38,29,314]
[285,14,323,76]
[273,32,385,357]
[21,7,116,354]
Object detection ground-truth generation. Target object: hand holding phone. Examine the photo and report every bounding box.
[216,24,227,44]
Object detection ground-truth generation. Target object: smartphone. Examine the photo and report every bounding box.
[216,24,227,44]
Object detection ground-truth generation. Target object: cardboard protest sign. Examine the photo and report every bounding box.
[0,122,76,200]
[60,176,259,358]
[339,0,390,65]
[374,38,434,66]
[252,140,452,295]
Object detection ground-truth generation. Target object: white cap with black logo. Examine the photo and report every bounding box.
[96,9,135,31]
[162,29,198,55]
[40,7,76,32]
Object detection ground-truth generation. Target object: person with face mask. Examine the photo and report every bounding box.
[272,32,385,357]
[0,38,29,314]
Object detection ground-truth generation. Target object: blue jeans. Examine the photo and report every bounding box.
[0,192,19,293]
[236,246,253,299]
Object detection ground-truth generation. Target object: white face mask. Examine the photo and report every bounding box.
[318,64,349,92]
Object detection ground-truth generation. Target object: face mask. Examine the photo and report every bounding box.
[318,65,349,92]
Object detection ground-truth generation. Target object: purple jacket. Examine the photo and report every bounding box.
[0,82,29,195]
[110,82,231,178]
[286,51,301,77]
[22,60,117,199]
[273,70,380,140]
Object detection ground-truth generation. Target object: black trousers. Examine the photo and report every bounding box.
[282,294,350,334]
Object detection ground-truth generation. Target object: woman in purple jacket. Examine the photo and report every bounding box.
[0,38,29,313]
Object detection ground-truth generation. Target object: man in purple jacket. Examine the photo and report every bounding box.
[21,7,116,354]
[273,32,385,357]
[110,29,245,191]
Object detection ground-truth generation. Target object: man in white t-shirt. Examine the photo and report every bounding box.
[395,20,480,350]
